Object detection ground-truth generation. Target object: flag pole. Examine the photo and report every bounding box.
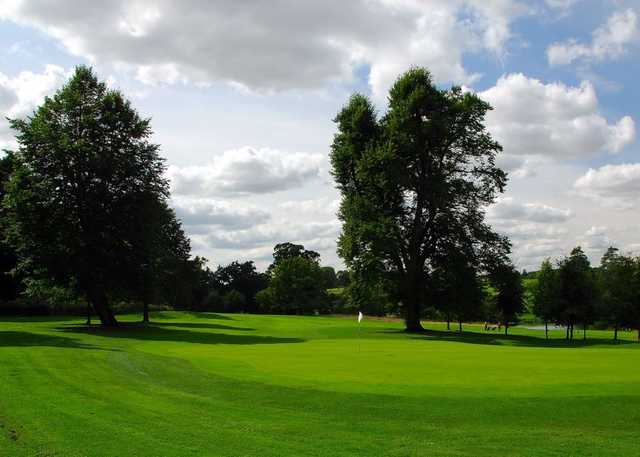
[357,311,363,353]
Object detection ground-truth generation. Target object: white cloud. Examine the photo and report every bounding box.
[1,0,528,99]
[547,9,638,66]
[171,197,270,230]
[204,220,340,250]
[573,163,640,208]
[487,197,572,223]
[479,73,635,161]
[166,146,323,197]
[0,65,69,149]
[545,0,579,10]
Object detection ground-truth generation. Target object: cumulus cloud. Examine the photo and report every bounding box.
[573,163,640,208]
[487,197,572,223]
[547,9,638,66]
[1,0,528,99]
[479,74,635,161]
[205,220,340,250]
[171,197,270,230]
[0,64,69,149]
[166,146,323,197]
[486,196,574,270]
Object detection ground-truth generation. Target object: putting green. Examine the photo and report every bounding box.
[1,312,638,456]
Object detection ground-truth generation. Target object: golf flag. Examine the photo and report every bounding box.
[358,311,364,323]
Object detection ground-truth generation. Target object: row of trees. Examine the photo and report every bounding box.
[534,246,640,341]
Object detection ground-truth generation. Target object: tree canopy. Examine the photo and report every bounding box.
[3,66,187,325]
[330,67,510,331]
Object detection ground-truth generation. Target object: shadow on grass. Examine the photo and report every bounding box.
[0,330,113,350]
[57,323,304,346]
[377,328,637,348]
[149,311,234,321]
[151,322,255,331]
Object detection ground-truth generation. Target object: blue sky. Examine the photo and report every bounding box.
[1,0,639,270]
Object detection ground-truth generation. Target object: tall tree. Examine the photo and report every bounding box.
[598,247,637,341]
[556,247,596,340]
[533,258,558,339]
[490,262,524,335]
[330,67,509,331]
[3,66,170,326]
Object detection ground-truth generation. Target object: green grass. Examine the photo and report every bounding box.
[1,313,639,456]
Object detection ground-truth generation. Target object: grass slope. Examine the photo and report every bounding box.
[0,313,639,456]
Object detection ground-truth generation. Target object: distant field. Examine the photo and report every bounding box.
[1,312,639,456]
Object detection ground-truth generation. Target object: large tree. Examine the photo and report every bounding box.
[330,67,509,331]
[3,66,172,326]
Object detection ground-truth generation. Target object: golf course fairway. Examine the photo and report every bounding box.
[1,312,638,456]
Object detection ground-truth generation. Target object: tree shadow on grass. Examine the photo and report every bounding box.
[151,322,255,331]
[0,330,113,350]
[57,323,304,346]
[378,328,637,348]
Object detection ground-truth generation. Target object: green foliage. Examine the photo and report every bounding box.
[257,256,329,314]
[3,66,184,325]
[213,261,267,312]
[490,263,525,334]
[266,242,320,276]
[598,247,640,337]
[330,67,509,331]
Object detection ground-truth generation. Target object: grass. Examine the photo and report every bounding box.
[0,312,639,456]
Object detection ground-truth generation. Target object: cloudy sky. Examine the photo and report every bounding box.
[1,0,639,271]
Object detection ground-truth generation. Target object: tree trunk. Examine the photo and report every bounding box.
[86,304,91,326]
[458,320,462,333]
[545,320,548,340]
[88,286,117,326]
[143,302,149,324]
[565,324,569,340]
[570,323,574,341]
[404,295,424,332]
[614,324,618,341]
[446,312,451,331]
[504,322,508,336]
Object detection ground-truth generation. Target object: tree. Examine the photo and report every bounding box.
[3,66,171,326]
[432,253,485,331]
[336,270,351,287]
[266,242,320,275]
[598,247,637,341]
[0,153,22,303]
[556,247,596,340]
[490,262,524,335]
[213,261,267,312]
[330,67,509,332]
[257,256,328,314]
[131,199,191,323]
[320,266,338,289]
[533,259,558,339]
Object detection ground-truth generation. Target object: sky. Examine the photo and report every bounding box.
[1,0,639,272]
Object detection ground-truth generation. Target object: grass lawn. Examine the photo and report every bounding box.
[1,312,639,456]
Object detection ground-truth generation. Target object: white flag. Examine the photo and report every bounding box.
[358,311,364,323]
